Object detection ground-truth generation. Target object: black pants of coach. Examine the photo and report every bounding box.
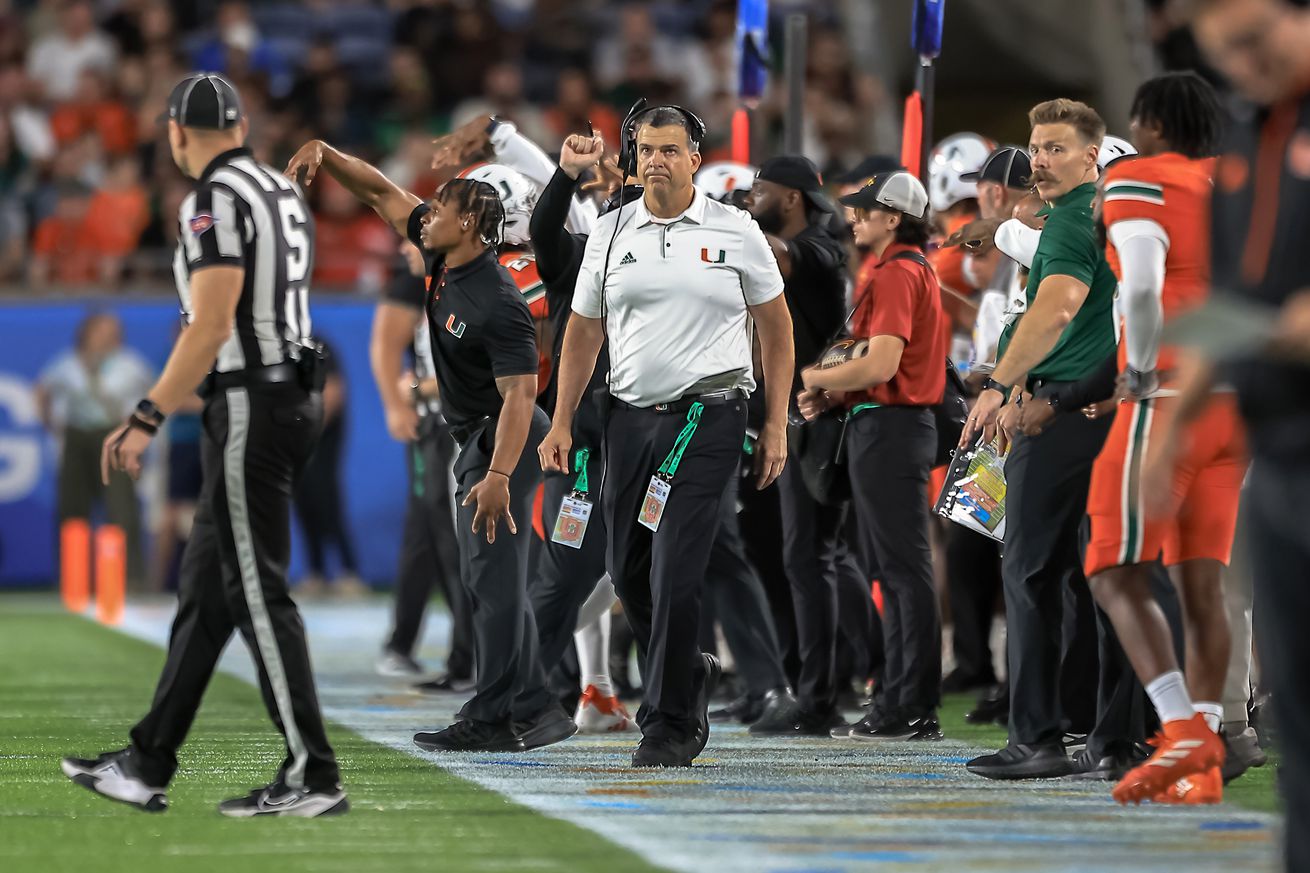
[387,415,473,674]
[1002,406,1114,747]
[1244,459,1310,873]
[128,383,339,792]
[606,398,746,743]
[531,432,607,682]
[452,409,554,724]
[844,406,941,718]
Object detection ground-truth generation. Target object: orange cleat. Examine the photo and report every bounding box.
[1112,714,1225,804]
[1152,766,1223,804]
[574,685,634,734]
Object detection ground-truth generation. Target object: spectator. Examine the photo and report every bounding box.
[26,0,117,103]
[30,180,97,286]
[311,174,394,291]
[426,4,505,111]
[34,311,152,586]
[190,1,291,99]
[84,155,149,285]
[0,64,55,166]
[544,68,621,147]
[0,115,26,281]
[452,62,552,147]
[592,4,692,95]
[50,69,136,155]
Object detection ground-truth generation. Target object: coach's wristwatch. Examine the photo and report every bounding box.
[980,377,1011,399]
[134,398,165,426]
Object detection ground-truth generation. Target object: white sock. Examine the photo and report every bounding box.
[1195,701,1224,733]
[575,609,613,698]
[1145,670,1196,724]
[575,574,618,631]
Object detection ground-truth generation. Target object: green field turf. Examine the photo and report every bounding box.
[0,599,663,873]
[937,691,1281,813]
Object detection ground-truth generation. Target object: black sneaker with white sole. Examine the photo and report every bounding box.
[414,718,524,752]
[218,781,349,818]
[850,713,943,742]
[514,703,577,751]
[61,748,167,813]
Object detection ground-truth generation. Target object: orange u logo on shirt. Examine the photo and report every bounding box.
[700,247,726,263]
[445,315,466,338]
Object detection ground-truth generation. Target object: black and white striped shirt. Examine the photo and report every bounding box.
[173,147,315,373]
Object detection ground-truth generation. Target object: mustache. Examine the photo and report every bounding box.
[1032,171,1056,183]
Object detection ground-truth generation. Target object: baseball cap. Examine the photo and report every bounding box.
[755,155,835,213]
[160,72,243,130]
[960,146,1032,189]
[838,171,930,219]
[833,154,903,186]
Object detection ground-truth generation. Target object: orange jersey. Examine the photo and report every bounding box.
[1102,153,1214,375]
[929,211,978,338]
[500,250,551,392]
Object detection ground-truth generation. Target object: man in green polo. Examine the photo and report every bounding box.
[958,98,1118,779]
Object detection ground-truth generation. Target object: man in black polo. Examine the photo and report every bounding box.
[283,139,576,753]
[742,156,857,735]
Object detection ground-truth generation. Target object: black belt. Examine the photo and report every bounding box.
[449,415,494,445]
[203,362,300,394]
[613,388,747,415]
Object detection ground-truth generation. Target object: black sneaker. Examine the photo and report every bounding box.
[746,689,804,735]
[965,684,1009,726]
[1222,725,1269,784]
[750,705,846,738]
[709,692,767,724]
[1062,732,1089,757]
[514,703,577,751]
[414,719,524,752]
[966,742,1072,780]
[851,713,943,742]
[1067,746,1140,781]
[631,736,693,768]
[218,781,349,818]
[62,748,167,813]
[412,672,477,694]
[693,653,722,757]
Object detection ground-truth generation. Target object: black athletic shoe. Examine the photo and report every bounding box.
[1222,725,1269,784]
[967,743,1073,780]
[515,703,578,751]
[965,684,1009,726]
[218,781,349,818]
[1067,747,1140,781]
[631,736,694,768]
[62,748,167,813]
[751,705,849,738]
[851,713,943,742]
[709,692,767,724]
[693,653,722,758]
[412,672,477,694]
[746,689,804,735]
[414,719,524,753]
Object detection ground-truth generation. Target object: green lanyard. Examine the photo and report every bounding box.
[656,402,703,480]
[571,447,591,495]
[412,444,426,498]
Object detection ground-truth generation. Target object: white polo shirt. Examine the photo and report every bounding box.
[572,187,784,406]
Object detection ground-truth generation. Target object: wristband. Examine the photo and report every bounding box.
[488,469,511,480]
[134,398,165,426]
[126,414,158,436]
[1124,367,1159,399]
[981,377,1011,398]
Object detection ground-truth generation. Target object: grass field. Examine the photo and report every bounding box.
[0,599,663,873]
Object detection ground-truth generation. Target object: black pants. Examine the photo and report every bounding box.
[838,511,881,689]
[1002,407,1113,746]
[58,425,145,585]
[530,436,608,682]
[386,415,473,675]
[845,406,941,717]
[129,384,339,791]
[704,472,788,695]
[452,409,553,724]
[944,524,1001,684]
[1246,459,1310,873]
[605,398,746,742]
[293,423,358,576]
[776,451,846,713]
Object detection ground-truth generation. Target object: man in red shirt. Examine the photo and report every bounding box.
[798,171,947,741]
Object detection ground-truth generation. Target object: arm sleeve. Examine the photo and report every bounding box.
[863,268,916,343]
[995,219,1041,269]
[740,217,785,306]
[490,121,598,235]
[571,221,610,318]
[405,203,430,251]
[1033,211,1096,286]
[529,168,582,282]
[486,295,540,378]
[1047,351,1118,410]
[180,183,246,270]
[1108,219,1169,372]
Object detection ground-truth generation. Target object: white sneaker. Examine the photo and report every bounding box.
[219,782,349,818]
[574,685,634,733]
[376,649,426,679]
[62,749,167,812]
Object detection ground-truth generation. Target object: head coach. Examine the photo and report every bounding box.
[539,104,795,767]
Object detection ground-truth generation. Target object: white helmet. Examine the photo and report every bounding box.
[928,132,995,213]
[458,162,538,246]
[1097,135,1137,170]
[696,161,757,206]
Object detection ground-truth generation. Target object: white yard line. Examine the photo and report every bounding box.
[117,599,1279,873]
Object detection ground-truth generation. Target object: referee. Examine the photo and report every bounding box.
[62,73,347,817]
[541,106,795,767]
[285,138,576,753]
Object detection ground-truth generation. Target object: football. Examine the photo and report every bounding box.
[817,338,869,369]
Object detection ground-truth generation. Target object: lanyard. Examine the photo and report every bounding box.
[572,448,591,495]
[656,402,703,479]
